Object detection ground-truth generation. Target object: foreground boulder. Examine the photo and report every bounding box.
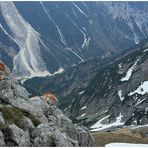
[0,61,95,146]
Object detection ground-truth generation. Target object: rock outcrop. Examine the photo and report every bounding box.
[0,61,95,146]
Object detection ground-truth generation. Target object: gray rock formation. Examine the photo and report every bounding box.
[0,131,5,146]
[8,124,31,146]
[0,61,95,146]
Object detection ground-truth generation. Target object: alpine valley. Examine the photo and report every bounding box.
[1,1,148,79]
[1,1,148,147]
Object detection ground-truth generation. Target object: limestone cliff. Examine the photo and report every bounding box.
[0,61,95,146]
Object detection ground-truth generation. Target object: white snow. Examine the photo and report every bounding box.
[134,98,147,106]
[90,115,110,130]
[79,91,85,95]
[145,107,148,113]
[129,81,148,96]
[105,143,148,147]
[80,106,87,110]
[40,2,66,45]
[118,63,122,69]
[131,124,148,129]
[90,113,124,132]
[118,90,125,101]
[121,60,139,82]
[143,48,148,53]
[72,2,88,18]
[81,113,86,117]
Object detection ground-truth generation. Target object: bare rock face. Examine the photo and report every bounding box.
[0,131,5,146]
[0,61,95,146]
[8,124,31,146]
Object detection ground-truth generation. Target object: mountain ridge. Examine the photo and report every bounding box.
[24,38,148,131]
[1,1,148,79]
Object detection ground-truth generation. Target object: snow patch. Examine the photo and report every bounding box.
[118,63,122,69]
[134,98,147,106]
[79,91,85,95]
[143,48,148,53]
[80,106,87,110]
[105,143,148,147]
[131,124,148,130]
[81,113,86,117]
[121,60,139,82]
[90,113,124,132]
[129,81,148,96]
[118,90,125,101]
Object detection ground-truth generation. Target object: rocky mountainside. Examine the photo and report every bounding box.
[24,56,112,97]
[25,38,148,131]
[0,1,148,79]
[68,38,148,131]
[0,61,95,146]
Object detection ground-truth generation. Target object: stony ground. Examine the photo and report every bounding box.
[0,61,95,147]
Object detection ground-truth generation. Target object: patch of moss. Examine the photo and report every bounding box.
[0,106,25,129]
[23,112,41,127]
[28,114,40,127]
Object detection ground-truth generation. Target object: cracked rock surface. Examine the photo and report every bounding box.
[0,61,95,146]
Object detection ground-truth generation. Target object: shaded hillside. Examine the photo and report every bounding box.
[1,2,148,79]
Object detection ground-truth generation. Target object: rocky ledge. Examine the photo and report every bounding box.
[0,61,95,146]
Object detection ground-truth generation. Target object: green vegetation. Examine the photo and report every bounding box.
[0,106,25,129]
[0,105,41,130]
[24,112,41,127]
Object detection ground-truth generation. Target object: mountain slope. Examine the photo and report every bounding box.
[25,38,148,131]
[66,39,148,130]
[0,61,95,146]
[1,2,148,79]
